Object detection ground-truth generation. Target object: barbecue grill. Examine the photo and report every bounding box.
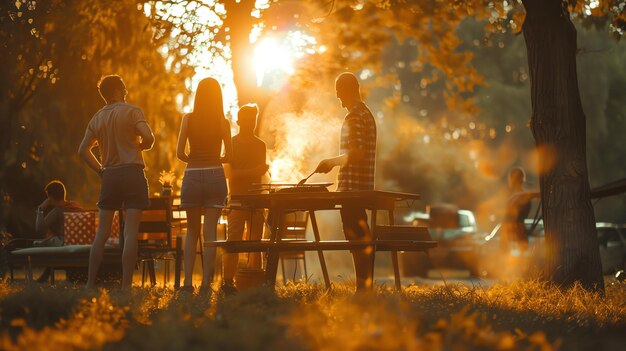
[251,183,333,193]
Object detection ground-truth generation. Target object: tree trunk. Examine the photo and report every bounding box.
[223,0,271,130]
[522,0,604,292]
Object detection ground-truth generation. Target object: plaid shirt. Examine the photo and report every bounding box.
[337,102,377,191]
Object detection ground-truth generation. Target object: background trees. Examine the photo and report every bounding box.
[150,0,625,291]
[0,0,191,234]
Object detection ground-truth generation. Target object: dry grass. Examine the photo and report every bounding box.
[0,278,624,351]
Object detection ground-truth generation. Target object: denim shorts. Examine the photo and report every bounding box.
[98,164,150,210]
[180,167,227,209]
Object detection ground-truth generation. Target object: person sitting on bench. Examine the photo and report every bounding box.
[34,180,82,282]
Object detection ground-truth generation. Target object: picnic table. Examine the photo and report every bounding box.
[206,190,437,290]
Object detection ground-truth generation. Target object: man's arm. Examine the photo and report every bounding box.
[78,129,103,174]
[314,154,347,174]
[136,122,155,150]
[315,115,364,174]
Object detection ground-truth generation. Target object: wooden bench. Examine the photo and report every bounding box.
[8,211,122,283]
[205,225,436,290]
[8,198,180,286]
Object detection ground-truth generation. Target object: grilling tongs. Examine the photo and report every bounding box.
[296,171,316,187]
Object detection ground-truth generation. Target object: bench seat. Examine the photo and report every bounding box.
[9,245,120,267]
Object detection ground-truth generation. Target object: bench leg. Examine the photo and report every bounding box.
[141,261,147,287]
[149,260,157,286]
[50,268,55,285]
[266,250,279,286]
[175,236,182,289]
[303,255,308,283]
[280,257,287,285]
[391,250,401,291]
[163,259,169,286]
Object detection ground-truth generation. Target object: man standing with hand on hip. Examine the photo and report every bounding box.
[79,75,155,290]
[314,72,377,291]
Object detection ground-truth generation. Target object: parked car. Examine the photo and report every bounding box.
[478,220,626,277]
[596,223,626,273]
[478,219,545,277]
[399,204,482,276]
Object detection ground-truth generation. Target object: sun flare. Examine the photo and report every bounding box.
[253,31,316,88]
[254,37,294,87]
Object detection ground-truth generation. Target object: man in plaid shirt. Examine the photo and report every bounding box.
[315,72,377,290]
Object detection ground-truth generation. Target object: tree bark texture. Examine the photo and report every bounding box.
[522,0,604,292]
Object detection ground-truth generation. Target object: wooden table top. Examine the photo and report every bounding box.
[230,190,421,211]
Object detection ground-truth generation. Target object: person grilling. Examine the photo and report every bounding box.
[312,72,377,291]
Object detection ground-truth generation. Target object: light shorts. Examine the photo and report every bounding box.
[180,167,227,209]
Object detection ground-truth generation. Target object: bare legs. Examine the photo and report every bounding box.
[201,208,220,287]
[86,209,115,289]
[120,209,141,288]
[86,209,142,290]
[183,207,201,288]
[183,207,221,288]
[223,210,264,284]
[222,210,245,283]
[86,209,141,290]
[247,211,264,270]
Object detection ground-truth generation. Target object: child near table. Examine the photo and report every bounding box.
[223,104,269,294]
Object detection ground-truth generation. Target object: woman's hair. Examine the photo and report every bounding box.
[192,77,225,123]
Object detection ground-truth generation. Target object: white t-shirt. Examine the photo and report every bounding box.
[86,102,148,168]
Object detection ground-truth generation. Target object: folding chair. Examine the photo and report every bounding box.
[279,211,309,283]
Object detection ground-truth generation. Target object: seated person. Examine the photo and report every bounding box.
[34,180,82,282]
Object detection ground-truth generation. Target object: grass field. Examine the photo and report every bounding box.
[0,277,624,351]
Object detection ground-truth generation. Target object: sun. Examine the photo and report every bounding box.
[254,37,295,87]
[253,31,316,88]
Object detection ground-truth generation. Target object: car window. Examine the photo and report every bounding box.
[524,221,544,237]
[597,228,621,243]
[458,214,471,227]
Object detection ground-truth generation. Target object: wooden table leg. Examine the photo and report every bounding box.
[391,250,401,291]
[264,210,282,287]
[367,209,377,289]
[309,211,331,289]
[388,209,401,290]
[149,260,157,286]
[265,251,280,286]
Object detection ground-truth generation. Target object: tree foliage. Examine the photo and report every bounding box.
[0,0,191,234]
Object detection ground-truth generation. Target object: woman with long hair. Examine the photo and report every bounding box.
[176,77,232,292]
